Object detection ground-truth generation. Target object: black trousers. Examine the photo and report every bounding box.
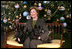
[23,37,42,48]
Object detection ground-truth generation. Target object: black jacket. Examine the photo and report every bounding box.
[16,18,50,43]
[24,18,49,41]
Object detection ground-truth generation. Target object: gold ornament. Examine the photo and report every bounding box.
[44,14,47,17]
[58,6,60,9]
[24,5,27,8]
[8,18,10,21]
[20,14,21,16]
[19,16,21,19]
[66,14,71,19]
[1,13,3,15]
[48,17,51,20]
[34,3,37,6]
[51,4,54,7]
[12,19,15,23]
[67,9,70,11]
[45,9,48,12]
[57,19,59,22]
[16,16,19,18]
[66,15,70,18]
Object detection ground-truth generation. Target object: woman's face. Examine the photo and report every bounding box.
[30,9,38,18]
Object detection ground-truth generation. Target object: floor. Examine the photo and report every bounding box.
[1,31,71,48]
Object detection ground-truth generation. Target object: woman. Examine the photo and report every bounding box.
[23,6,51,48]
[16,6,51,48]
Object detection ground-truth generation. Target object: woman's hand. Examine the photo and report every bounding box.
[18,38,20,42]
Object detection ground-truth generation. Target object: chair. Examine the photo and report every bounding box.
[37,23,65,48]
[4,23,26,48]
[4,23,65,48]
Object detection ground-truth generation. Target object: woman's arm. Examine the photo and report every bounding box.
[39,19,50,41]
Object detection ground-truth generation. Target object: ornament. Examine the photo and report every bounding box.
[19,16,21,19]
[23,5,27,8]
[43,1,47,3]
[1,13,3,16]
[23,11,29,16]
[57,19,59,22]
[14,3,19,8]
[44,14,47,17]
[16,16,19,18]
[34,3,37,6]
[63,22,67,27]
[66,15,70,18]
[19,14,22,19]
[8,17,10,21]
[55,1,58,2]
[26,15,31,20]
[69,14,71,18]
[9,25,12,29]
[48,17,51,20]
[47,9,51,15]
[66,14,71,19]
[38,6,43,10]
[23,1,27,4]
[45,9,48,12]
[43,1,50,4]
[38,3,41,6]
[59,6,65,11]
[12,19,15,23]
[3,19,7,23]
[51,4,54,7]
[9,12,11,15]
[3,17,7,23]
[60,17,65,21]
[20,14,21,16]
[57,6,60,9]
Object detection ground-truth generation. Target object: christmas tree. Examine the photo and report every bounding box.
[1,1,71,27]
[1,1,71,48]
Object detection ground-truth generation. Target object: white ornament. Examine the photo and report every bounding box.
[43,1,47,3]
[43,1,50,4]
[60,17,65,21]
[3,19,7,23]
[38,3,41,6]
[26,15,31,19]
[14,3,19,8]
[59,6,65,11]
[47,9,51,15]
[63,22,67,27]
[9,25,12,29]
[69,14,71,16]
[23,11,29,16]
